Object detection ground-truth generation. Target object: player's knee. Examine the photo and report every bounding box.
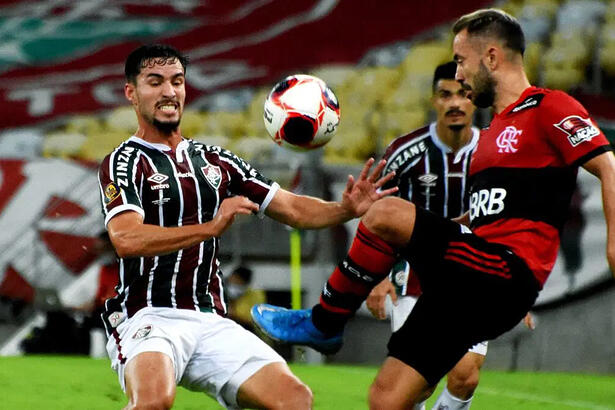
[271,378,312,410]
[447,367,480,399]
[368,381,402,410]
[363,197,415,245]
[127,391,174,410]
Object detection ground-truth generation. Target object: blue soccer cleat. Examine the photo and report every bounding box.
[251,304,343,355]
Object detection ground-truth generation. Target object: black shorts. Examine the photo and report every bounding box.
[387,207,540,386]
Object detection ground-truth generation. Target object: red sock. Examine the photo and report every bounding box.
[313,221,397,334]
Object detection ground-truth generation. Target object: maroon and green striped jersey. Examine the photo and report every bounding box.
[98,136,279,333]
[382,122,479,218]
[381,122,479,296]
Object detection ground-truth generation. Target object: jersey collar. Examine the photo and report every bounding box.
[430,122,480,163]
[128,136,190,162]
[496,86,540,117]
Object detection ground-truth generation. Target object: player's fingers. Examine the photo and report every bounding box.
[369,159,388,182]
[389,291,398,306]
[358,158,375,181]
[345,175,355,192]
[375,171,396,187]
[377,187,399,198]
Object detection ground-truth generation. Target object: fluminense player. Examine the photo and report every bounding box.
[252,9,615,409]
[98,44,395,410]
[366,61,485,410]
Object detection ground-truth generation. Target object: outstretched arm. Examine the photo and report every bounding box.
[265,158,398,229]
[582,151,615,275]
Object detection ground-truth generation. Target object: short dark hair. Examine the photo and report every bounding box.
[452,8,525,56]
[124,44,189,83]
[432,61,458,92]
[233,266,253,283]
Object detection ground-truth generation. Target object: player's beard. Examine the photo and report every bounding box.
[472,61,497,109]
[153,118,180,134]
[448,124,465,132]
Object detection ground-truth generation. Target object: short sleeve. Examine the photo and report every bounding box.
[98,148,144,228]
[212,148,279,216]
[540,91,612,166]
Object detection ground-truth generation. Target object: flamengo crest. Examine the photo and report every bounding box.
[201,164,222,189]
[496,126,521,153]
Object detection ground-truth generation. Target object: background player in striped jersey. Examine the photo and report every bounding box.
[252,9,615,409]
[99,44,396,410]
[365,61,485,410]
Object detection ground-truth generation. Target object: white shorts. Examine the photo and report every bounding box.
[391,296,488,356]
[106,307,285,409]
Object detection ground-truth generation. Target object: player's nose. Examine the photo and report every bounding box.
[455,67,464,82]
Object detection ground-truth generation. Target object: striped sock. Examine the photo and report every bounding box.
[312,221,396,335]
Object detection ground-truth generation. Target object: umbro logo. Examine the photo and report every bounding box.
[147,173,170,190]
[418,173,438,186]
[147,173,169,184]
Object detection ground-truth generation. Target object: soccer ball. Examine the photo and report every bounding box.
[263,74,340,151]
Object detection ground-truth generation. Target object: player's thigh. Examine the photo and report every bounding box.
[236,362,312,409]
[369,356,433,410]
[182,316,287,407]
[124,351,176,407]
[387,289,472,387]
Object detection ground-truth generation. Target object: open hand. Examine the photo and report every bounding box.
[342,158,398,217]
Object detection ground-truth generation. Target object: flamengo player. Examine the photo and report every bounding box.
[366,61,486,410]
[251,9,615,408]
[98,44,395,410]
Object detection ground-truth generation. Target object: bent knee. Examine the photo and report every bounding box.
[273,378,312,410]
[363,197,415,246]
[368,381,407,410]
[127,392,174,410]
[448,369,480,398]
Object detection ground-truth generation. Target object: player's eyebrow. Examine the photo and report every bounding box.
[145,72,184,80]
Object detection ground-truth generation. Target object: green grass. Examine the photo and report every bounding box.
[0,356,614,409]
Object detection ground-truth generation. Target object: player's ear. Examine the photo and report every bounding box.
[125,82,136,105]
[485,46,499,71]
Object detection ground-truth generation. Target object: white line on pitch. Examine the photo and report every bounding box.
[479,387,614,410]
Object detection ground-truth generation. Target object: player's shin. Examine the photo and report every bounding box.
[312,221,396,335]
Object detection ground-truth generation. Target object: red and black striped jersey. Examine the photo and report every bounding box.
[98,136,279,332]
[469,86,613,286]
[382,122,479,296]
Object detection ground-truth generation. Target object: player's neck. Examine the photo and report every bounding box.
[493,68,531,114]
[134,121,183,150]
[436,122,472,152]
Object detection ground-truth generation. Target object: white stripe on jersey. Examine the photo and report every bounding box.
[141,153,163,308]
[424,150,431,210]
[215,151,272,190]
[133,151,143,203]
[165,155,186,309]
[199,150,221,310]
[441,148,449,219]
[185,155,205,309]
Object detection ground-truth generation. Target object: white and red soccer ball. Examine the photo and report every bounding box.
[263,74,340,151]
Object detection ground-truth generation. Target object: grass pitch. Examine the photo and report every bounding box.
[0,356,613,409]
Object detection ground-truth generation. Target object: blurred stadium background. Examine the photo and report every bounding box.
[0,0,614,403]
